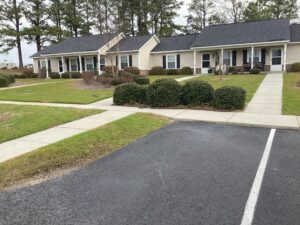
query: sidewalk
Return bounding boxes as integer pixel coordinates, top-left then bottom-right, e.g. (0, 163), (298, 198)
(245, 73), (283, 115)
(0, 111), (134, 163)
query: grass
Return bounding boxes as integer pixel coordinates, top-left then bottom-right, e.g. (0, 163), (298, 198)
(148, 75), (190, 83)
(185, 75), (265, 103)
(14, 78), (60, 85)
(0, 113), (170, 190)
(0, 104), (103, 143)
(283, 73), (300, 115)
(0, 80), (113, 104)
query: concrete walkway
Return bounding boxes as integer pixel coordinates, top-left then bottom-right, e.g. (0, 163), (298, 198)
(0, 111), (133, 163)
(245, 73), (283, 115)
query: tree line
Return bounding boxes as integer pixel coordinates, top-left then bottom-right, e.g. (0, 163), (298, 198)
(0, 0), (298, 68)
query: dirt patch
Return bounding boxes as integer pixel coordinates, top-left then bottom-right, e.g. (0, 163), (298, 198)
(73, 80), (114, 90)
(296, 82), (300, 88)
(0, 113), (14, 122)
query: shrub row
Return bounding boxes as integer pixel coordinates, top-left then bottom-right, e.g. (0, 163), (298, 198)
(113, 79), (246, 110)
(149, 66), (193, 75)
(290, 62), (300, 72)
(0, 74), (16, 87)
(50, 72), (82, 79)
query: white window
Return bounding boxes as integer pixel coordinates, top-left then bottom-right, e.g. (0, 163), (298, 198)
(247, 48), (261, 64)
(100, 56), (106, 71)
(40, 60), (46, 69)
(85, 57), (94, 71)
(120, 55), (129, 69)
(223, 50), (232, 66)
(167, 54), (176, 69)
(272, 49), (282, 65)
(70, 58), (78, 72)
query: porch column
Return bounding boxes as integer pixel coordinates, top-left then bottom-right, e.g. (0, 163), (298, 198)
(79, 55), (83, 73)
(193, 50), (196, 74)
(98, 54), (101, 75)
(251, 46), (254, 69)
(45, 58), (49, 78)
(221, 48), (224, 71)
(283, 44), (287, 71)
(61, 56), (65, 73)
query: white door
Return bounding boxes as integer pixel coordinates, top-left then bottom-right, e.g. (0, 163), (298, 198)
(202, 53), (210, 74)
(271, 48), (283, 72)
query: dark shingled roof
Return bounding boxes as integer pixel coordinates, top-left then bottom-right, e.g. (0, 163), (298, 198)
(110, 35), (155, 52)
(151, 34), (199, 52)
(192, 19), (291, 48)
(31, 33), (118, 58)
(290, 24), (300, 42)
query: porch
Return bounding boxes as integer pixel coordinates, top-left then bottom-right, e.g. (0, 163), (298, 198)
(193, 43), (288, 74)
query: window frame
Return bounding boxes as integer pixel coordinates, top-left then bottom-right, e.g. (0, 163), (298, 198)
(100, 56), (106, 71)
(69, 58), (78, 72)
(119, 55), (129, 69)
(166, 54), (177, 69)
(59, 60), (63, 72)
(202, 53), (210, 68)
(85, 57), (94, 71)
(40, 60), (46, 69)
(271, 48), (282, 65)
(223, 50), (232, 67)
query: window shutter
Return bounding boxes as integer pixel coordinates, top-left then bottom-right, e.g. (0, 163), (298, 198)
(232, 51), (237, 66)
(77, 58), (80, 71)
(59, 60), (63, 72)
(93, 57), (97, 71)
(163, 55), (166, 69)
(177, 54), (180, 69)
(48, 60), (51, 72)
(243, 50), (247, 64)
(116, 56), (118, 67)
(129, 55), (133, 67)
(66, 59), (69, 72)
(261, 49), (266, 64)
(81, 58), (85, 71)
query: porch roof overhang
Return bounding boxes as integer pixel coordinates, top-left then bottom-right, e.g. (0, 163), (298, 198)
(191, 40), (290, 51)
(36, 51), (101, 58)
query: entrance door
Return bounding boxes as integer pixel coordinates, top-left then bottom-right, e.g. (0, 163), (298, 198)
(271, 48), (282, 72)
(202, 53), (210, 74)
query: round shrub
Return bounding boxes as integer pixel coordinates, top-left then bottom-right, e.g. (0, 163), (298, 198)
(166, 69), (178, 75)
(113, 83), (140, 105)
(0, 77), (9, 87)
(181, 66), (193, 75)
(181, 80), (214, 105)
(149, 66), (165, 75)
(101, 72), (113, 78)
(22, 70), (34, 78)
(134, 77), (150, 85)
(249, 68), (260, 74)
(147, 79), (181, 107)
(61, 72), (70, 79)
(0, 74), (15, 83)
(212, 86), (246, 110)
(70, 72), (81, 79)
(50, 72), (60, 79)
(136, 85), (148, 104)
(290, 62), (300, 72)
(111, 78), (123, 86)
(124, 67), (140, 75)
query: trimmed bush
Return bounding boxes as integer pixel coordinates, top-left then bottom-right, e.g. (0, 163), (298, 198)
(0, 74), (15, 83)
(70, 72), (81, 79)
(134, 77), (150, 85)
(50, 72), (60, 79)
(212, 86), (246, 110)
(147, 79), (181, 107)
(249, 68), (260, 74)
(181, 80), (214, 105)
(97, 76), (113, 86)
(124, 67), (140, 75)
(61, 72), (70, 79)
(166, 69), (178, 75)
(149, 66), (165, 75)
(136, 85), (148, 104)
(181, 66), (193, 75)
(82, 72), (95, 84)
(290, 62), (300, 72)
(0, 77), (9, 87)
(103, 66), (117, 74)
(113, 83), (140, 105)
(22, 70), (35, 78)
(111, 78), (123, 86)
(101, 72), (113, 78)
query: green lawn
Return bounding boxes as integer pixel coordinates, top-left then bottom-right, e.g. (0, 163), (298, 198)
(148, 75), (190, 83)
(0, 104), (102, 143)
(185, 75), (265, 103)
(0, 80), (113, 104)
(0, 113), (170, 190)
(14, 78), (60, 85)
(283, 73), (300, 115)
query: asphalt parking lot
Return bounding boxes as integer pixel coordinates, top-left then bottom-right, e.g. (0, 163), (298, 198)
(0, 122), (299, 225)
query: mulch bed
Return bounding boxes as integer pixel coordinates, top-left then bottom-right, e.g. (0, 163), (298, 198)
(73, 80), (114, 90)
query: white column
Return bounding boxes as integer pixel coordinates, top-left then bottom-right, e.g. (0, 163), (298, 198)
(45, 58), (49, 78)
(98, 54), (101, 75)
(79, 55), (82, 73)
(283, 44), (287, 71)
(221, 48), (224, 71)
(193, 50), (196, 74)
(251, 46), (254, 69)
(61, 56), (65, 73)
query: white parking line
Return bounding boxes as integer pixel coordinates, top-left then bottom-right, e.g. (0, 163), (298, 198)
(240, 129), (276, 225)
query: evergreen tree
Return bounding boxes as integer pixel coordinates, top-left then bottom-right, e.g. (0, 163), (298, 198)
(0, 0), (24, 68)
(48, 0), (66, 42)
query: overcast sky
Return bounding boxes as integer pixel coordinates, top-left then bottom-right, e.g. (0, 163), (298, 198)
(0, 0), (298, 65)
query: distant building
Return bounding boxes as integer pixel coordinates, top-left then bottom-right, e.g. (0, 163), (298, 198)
(0, 62), (17, 69)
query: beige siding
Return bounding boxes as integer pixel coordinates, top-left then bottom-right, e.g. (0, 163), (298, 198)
(151, 51), (196, 68)
(99, 33), (125, 55)
(287, 44), (300, 64)
(49, 58), (60, 73)
(106, 53), (139, 68)
(33, 59), (39, 73)
(139, 37), (159, 70)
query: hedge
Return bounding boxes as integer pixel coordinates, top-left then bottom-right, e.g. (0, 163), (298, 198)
(181, 80), (214, 105)
(181, 67), (193, 75)
(134, 77), (150, 85)
(0, 77), (9, 87)
(0, 74), (15, 84)
(212, 86), (246, 110)
(147, 79), (181, 107)
(70, 72), (81, 79)
(61, 72), (70, 79)
(290, 62), (300, 72)
(124, 67), (140, 75)
(149, 66), (165, 75)
(113, 83), (141, 105)
(249, 68), (260, 74)
(50, 72), (60, 79)
(166, 69), (178, 75)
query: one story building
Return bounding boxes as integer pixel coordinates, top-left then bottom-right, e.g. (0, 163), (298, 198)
(32, 18), (300, 77)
